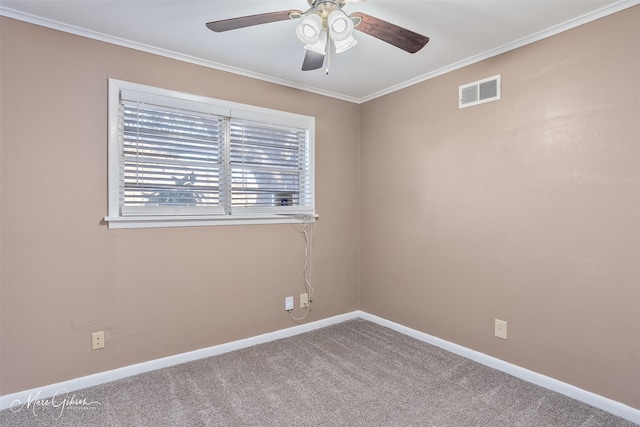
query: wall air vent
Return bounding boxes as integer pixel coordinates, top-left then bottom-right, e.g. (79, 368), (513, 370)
(459, 75), (501, 109)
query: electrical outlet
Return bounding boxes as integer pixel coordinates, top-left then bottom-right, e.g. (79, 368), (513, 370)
(300, 293), (309, 308)
(92, 331), (105, 350)
(285, 296), (294, 311)
(494, 319), (508, 340)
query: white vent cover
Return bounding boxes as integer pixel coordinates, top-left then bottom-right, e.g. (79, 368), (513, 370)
(459, 75), (501, 108)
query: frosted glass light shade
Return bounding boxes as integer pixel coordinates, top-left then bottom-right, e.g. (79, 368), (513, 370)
(327, 10), (354, 42)
(303, 30), (328, 54)
(334, 35), (357, 53)
(296, 14), (323, 45)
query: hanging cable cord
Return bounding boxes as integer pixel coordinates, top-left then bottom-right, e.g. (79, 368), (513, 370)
(289, 215), (316, 321)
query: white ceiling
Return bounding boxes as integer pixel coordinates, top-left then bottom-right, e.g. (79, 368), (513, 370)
(1, 0), (637, 103)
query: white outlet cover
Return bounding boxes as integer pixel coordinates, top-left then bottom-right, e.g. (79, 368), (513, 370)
(285, 296), (294, 311)
(92, 331), (105, 350)
(495, 319), (508, 340)
(300, 293), (309, 308)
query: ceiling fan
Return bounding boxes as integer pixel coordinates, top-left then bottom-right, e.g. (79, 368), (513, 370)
(206, 0), (429, 73)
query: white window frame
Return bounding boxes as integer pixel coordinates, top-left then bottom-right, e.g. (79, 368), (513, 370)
(105, 79), (316, 229)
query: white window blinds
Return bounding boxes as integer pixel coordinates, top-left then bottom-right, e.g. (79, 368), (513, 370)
(229, 119), (311, 213)
(108, 79), (315, 227)
(119, 98), (225, 216)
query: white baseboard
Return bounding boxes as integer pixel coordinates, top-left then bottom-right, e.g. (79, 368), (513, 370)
(356, 311), (640, 425)
(0, 311), (359, 412)
(2, 310), (638, 425)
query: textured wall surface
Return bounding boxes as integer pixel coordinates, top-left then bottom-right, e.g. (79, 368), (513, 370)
(360, 7), (639, 408)
(0, 17), (360, 395)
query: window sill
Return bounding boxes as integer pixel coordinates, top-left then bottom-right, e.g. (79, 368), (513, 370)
(103, 214), (318, 229)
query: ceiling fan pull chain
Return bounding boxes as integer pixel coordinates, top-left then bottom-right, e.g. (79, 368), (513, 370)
(325, 39), (331, 75)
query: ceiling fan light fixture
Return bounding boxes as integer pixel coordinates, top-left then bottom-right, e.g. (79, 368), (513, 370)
(327, 10), (354, 42)
(296, 13), (323, 45)
(303, 30), (328, 54)
(205, 1), (431, 72)
(333, 34), (357, 53)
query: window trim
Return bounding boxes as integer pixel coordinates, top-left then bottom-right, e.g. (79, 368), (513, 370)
(105, 79), (316, 229)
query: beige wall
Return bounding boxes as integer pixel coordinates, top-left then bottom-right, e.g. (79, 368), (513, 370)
(1, 4), (639, 412)
(360, 7), (639, 409)
(0, 17), (360, 395)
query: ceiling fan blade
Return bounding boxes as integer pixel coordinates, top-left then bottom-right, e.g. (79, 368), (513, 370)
(206, 10), (302, 32)
(349, 12), (429, 54)
(302, 50), (325, 71)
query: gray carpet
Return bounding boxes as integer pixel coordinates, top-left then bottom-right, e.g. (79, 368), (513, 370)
(1, 319), (636, 426)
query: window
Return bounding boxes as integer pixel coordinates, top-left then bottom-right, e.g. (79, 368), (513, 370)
(105, 79), (315, 229)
